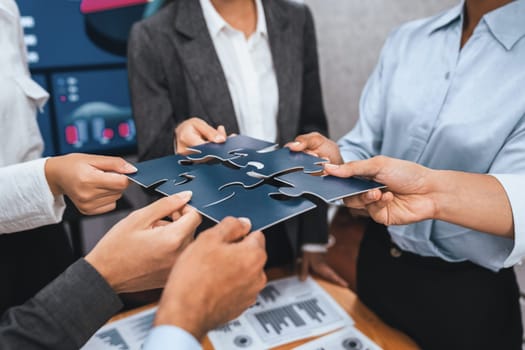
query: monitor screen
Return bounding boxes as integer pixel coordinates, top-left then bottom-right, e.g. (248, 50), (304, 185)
(17, 0), (125, 70)
(51, 68), (136, 155)
(31, 74), (56, 157)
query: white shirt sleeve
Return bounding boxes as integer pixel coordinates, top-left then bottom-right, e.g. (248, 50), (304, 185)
(0, 158), (65, 234)
(143, 326), (202, 350)
(491, 174), (525, 267)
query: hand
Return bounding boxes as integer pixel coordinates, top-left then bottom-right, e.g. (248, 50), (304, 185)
(45, 153), (137, 215)
(299, 251), (348, 288)
(287, 132), (344, 165)
(324, 156), (437, 226)
(85, 192), (202, 293)
(174, 117), (227, 154)
(154, 217), (267, 341)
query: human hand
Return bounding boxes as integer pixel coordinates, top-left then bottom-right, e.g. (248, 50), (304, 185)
(85, 192), (201, 293)
(174, 117), (227, 154)
(154, 217), (267, 341)
(299, 251), (348, 288)
(287, 132), (343, 165)
(45, 153), (137, 215)
(324, 156), (437, 226)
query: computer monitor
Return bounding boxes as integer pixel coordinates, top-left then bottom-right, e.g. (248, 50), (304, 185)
(51, 68), (136, 155)
(31, 74), (56, 157)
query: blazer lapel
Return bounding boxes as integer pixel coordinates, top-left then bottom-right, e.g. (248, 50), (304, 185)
(172, 0), (239, 133)
(264, 0), (302, 144)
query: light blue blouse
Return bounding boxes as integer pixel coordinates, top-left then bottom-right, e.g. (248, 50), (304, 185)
(338, 0), (525, 271)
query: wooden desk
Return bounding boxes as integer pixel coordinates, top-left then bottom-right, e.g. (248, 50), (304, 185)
(111, 269), (419, 350)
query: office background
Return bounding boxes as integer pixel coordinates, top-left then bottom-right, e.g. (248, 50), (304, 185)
(18, 0), (525, 345)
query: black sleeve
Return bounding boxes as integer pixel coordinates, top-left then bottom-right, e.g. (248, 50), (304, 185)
(127, 23), (177, 161)
(0, 259), (123, 350)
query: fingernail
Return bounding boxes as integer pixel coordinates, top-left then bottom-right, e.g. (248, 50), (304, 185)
(324, 164), (339, 169)
(214, 135), (226, 142)
(177, 191), (193, 200)
(293, 141), (301, 145)
(239, 217), (251, 227)
(124, 163), (138, 172)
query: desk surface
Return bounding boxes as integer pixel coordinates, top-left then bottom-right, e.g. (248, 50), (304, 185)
(111, 269), (419, 350)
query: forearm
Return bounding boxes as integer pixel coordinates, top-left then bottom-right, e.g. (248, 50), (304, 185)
(431, 170), (514, 238)
(0, 259), (123, 349)
(0, 158), (65, 234)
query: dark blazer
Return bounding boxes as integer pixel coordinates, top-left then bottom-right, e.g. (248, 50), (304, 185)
(128, 0), (328, 251)
(0, 259), (122, 350)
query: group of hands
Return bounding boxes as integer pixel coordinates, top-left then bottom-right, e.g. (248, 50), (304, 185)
(44, 117), (436, 340)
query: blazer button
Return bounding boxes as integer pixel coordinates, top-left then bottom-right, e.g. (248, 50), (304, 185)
(390, 247), (402, 258)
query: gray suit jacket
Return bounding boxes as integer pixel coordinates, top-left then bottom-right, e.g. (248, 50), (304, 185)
(128, 0), (328, 249)
(0, 259), (122, 350)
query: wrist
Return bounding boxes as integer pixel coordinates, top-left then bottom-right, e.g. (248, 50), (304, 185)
(44, 156), (63, 197)
(155, 303), (207, 341)
(427, 169), (451, 222)
(84, 252), (121, 293)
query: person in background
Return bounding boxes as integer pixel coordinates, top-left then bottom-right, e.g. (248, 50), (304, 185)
(128, 0), (343, 285)
(0, 158), (267, 350)
(289, 0), (525, 348)
(0, 0), (138, 313)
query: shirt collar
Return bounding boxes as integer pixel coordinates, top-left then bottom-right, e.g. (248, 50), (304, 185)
(199, 0), (267, 38)
(427, 1), (464, 35)
(484, 0), (525, 50)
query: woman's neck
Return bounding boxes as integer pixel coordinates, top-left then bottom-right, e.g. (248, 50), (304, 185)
(461, 0), (514, 47)
(210, 0), (257, 38)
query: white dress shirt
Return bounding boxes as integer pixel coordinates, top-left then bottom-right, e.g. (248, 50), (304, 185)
(199, 0), (278, 142)
(492, 174), (525, 267)
(143, 325), (201, 350)
(0, 0), (66, 232)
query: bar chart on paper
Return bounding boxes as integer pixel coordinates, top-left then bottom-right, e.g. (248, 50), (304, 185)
(208, 277), (354, 349)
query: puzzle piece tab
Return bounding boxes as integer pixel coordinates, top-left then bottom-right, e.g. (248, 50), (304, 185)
(276, 171), (386, 202)
(187, 135), (276, 161)
(230, 148), (327, 178)
(128, 154), (195, 188)
(155, 163), (263, 210)
(200, 183), (317, 231)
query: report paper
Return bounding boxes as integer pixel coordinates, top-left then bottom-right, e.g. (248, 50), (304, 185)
(293, 326), (382, 350)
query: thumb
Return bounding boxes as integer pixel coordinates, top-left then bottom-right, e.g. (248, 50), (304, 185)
(128, 192), (193, 228)
(89, 155), (137, 174)
(241, 230), (266, 249)
(324, 158), (381, 179)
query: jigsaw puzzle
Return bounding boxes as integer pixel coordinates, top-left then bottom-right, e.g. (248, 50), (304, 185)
(128, 135), (385, 231)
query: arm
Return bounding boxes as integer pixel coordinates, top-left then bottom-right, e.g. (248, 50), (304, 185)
(324, 156), (515, 237)
(128, 23), (177, 160)
(0, 194), (202, 349)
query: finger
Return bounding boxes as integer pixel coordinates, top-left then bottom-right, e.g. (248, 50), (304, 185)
(128, 191), (193, 228)
(152, 220), (172, 228)
(217, 125), (227, 139)
(315, 264), (349, 288)
(342, 189), (382, 208)
(93, 172), (130, 192)
(79, 202), (116, 216)
(168, 207), (202, 235)
(88, 155), (137, 174)
(299, 257), (309, 281)
(241, 230), (265, 250)
(324, 158), (382, 179)
(193, 119), (226, 143)
(212, 217), (251, 242)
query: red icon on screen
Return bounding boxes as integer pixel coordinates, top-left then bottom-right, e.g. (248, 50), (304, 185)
(118, 122), (130, 138)
(102, 128), (114, 140)
(65, 125), (79, 145)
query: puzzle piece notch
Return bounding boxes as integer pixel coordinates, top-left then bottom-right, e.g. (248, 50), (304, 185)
(275, 171), (386, 203)
(127, 154), (196, 188)
(155, 162), (264, 210)
(200, 183), (317, 232)
(186, 134), (277, 161)
(230, 148), (328, 178)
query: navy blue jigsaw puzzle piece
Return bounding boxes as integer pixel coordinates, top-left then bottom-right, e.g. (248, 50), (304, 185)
(200, 183), (317, 231)
(154, 163), (264, 210)
(276, 171), (386, 202)
(127, 154), (195, 188)
(230, 148), (327, 178)
(186, 135), (276, 161)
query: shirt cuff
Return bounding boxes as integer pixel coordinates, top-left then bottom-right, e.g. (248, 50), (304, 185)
(491, 174), (525, 267)
(302, 235), (336, 253)
(143, 326), (202, 350)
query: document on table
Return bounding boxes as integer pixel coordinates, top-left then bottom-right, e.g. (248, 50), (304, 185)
(207, 276), (354, 349)
(293, 327), (383, 350)
(81, 307), (156, 350)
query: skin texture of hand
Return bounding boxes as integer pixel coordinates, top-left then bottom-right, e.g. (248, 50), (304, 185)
(324, 156), (514, 238)
(174, 117), (227, 155)
(85, 192), (202, 293)
(44, 153), (137, 215)
(299, 252), (348, 288)
(287, 132), (344, 165)
(324, 156), (436, 226)
(154, 217), (267, 341)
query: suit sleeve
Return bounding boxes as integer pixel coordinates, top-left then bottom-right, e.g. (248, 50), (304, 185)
(128, 23), (177, 161)
(297, 6), (329, 246)
(0, 259), (123, 350)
